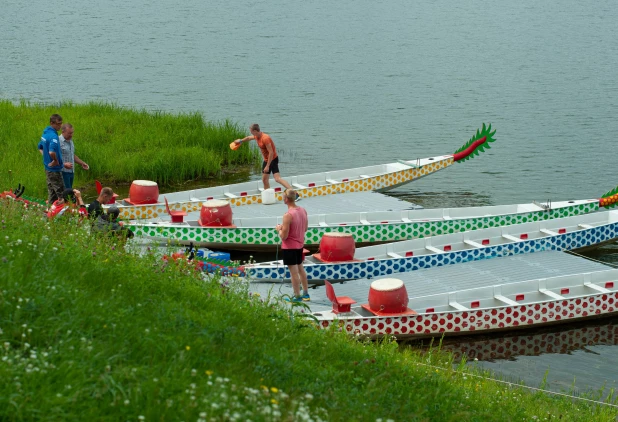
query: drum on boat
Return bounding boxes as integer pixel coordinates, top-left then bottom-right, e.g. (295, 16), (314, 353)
(368, 278), (409, 314)
(128, 180), (159, 205)
(319, 232), (355, 262)
(199, 200), (233, 227)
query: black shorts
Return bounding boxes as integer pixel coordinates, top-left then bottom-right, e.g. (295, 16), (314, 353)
(282, 248), (303, 266)
(262, 156), (280, 174)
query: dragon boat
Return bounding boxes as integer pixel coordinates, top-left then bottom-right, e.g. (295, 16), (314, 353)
(109, 124), (497, 220)
(314, 268), (618, 339)
(240, 209), (618, 281)
(127, 185), (618, 251)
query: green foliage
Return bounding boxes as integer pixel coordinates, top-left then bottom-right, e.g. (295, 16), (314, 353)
(602, 185), (618, 198)
(454, 123), (497, 162)
(0, 100), (260, 198)
(2, 200), (618, 420)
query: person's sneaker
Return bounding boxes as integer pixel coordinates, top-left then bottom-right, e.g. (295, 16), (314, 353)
(285, 296), (303, 303)
(301, 293), (311, 301)
(295, 192), (301, 202)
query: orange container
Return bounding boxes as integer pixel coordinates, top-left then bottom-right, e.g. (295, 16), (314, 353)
(198, 200), (233, 227)
(230, 141), (241, 151)
(128, 180), (159, 204)
(319, 232), (355, 262)
(368, 278), (409, 314)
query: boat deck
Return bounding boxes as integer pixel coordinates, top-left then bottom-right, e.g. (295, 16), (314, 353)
(177, 190), (421, 220)
(247, 251), (613, 313)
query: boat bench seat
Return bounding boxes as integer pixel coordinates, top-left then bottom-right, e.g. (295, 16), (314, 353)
(292, 183), (306, 189)
(502, 234), (523, 242)
(578, 223), (594, 229)
(387, 252), (403, 258)
(425, 246), (444, 254)
(539, 288), (564, 300)
(540, 228), (558, 236)
(224, 192), (237, 199)
(464, 239), (484, 248)
(359, 174), (370, 178)
(448, 299), (469, 311)
(494, 294), (519, 306)
(584, 282), (610, 293)
(326, 179), (338, 184)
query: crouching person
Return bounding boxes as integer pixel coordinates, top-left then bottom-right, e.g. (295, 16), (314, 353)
(92, 205), (134, 241)
(47, 188), (88, 223)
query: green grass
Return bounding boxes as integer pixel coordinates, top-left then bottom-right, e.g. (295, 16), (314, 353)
(2, 202), (618, 421)
(0, 100), (259, 198)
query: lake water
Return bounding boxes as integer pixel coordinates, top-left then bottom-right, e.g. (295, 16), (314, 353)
(3, 0), (618, 398)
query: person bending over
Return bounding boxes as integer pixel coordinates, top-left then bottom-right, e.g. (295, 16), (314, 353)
(234, 124), (297, 196)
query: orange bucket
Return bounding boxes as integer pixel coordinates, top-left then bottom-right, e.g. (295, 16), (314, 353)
(230, 141), (241, 151)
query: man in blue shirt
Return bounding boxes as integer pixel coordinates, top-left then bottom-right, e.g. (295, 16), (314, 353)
(37, 114), (65, 203)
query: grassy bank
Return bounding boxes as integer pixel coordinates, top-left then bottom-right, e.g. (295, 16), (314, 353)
(0, 100), (259, 198)
(1, 202), (618, 420)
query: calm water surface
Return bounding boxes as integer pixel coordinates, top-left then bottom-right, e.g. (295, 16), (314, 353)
(3, 0), (618, 397)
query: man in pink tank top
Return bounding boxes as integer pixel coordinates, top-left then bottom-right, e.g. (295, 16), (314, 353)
(276, 189), (310, 302)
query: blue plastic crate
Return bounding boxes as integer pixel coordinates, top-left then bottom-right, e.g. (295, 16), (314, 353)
(207, 251), (231, 261)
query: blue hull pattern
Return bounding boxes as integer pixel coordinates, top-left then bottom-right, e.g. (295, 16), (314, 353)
(245, 222), (618, 281)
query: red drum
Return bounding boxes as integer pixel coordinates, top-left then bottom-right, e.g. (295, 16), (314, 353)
(368, 278), (409, 314)
(199, 200), (233, 227)
(128, 180), (159, 204)
(319, 232), (355, 262)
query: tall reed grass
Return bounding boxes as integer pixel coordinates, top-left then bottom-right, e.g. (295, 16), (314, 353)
(0, 100), (259, 198)
(1, 201), (617, 421)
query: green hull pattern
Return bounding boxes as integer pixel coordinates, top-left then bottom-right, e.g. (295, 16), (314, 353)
(128, 202), (599, 248)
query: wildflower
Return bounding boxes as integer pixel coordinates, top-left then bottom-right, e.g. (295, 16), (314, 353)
(124, 399), (130, 405)
(270, 387), (278, 393)
(271, 399), (278, 404)
(185, 345), (190, 351)
(205, 370), (214, 376)
(138, 417), (145, 421)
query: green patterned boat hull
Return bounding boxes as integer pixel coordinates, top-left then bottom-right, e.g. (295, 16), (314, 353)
(128, 202), (599, 251)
